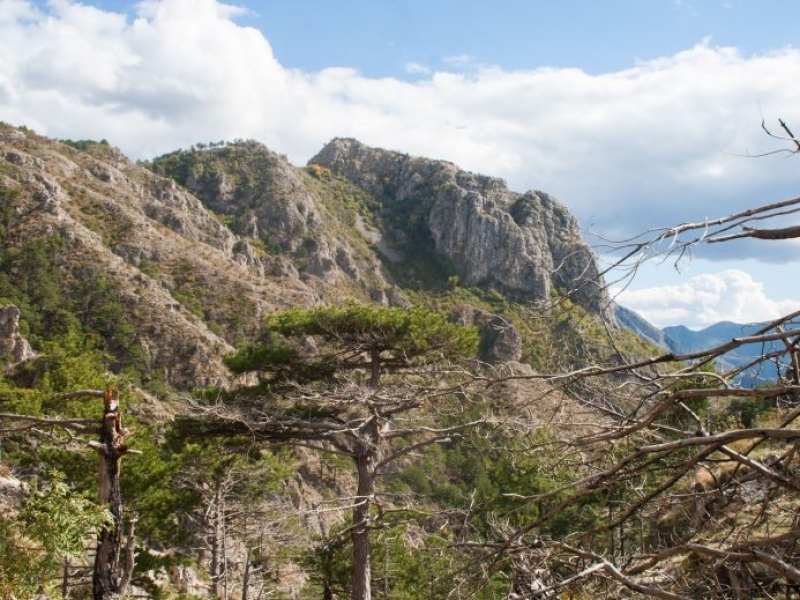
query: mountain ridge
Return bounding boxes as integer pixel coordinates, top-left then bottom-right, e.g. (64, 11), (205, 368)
(310, 137), (609, 316)
(615, 304), (783, 384)
(1, 124), (612, 389)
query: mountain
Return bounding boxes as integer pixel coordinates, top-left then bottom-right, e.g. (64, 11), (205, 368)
(613, 303), (668, 349)
(1, 125), (610, 389)
(309, 138), (609, 316)
(614, 304), (782, 385)
(663, 321), (782, 384)
(2, 124), (793, 599)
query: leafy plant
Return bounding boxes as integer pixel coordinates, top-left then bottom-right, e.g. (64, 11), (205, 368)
(0, 473), (111, 598)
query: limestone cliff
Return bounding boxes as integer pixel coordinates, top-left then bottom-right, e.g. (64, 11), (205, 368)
(311, 138), (608, 314)
(146, 141), (404, 305)
(0, 305), (35, 366)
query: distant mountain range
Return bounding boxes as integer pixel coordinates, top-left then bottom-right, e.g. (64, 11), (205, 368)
(615, 304), (784, 385)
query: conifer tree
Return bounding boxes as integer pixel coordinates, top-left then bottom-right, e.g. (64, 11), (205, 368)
(187, 304), (480, 600)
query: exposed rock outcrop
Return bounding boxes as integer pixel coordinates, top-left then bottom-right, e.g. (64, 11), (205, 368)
(451, 305), (523, 363)
(147, 142), (407, 305)
(0, 305), (35, 365)
(0, 128), (318, 388)
(311, 138), (608, 315)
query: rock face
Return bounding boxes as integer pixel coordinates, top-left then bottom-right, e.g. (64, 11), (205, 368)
(311, 138), (608, 314)
(147, 142), (404, 304)
(0, 305), (35, 365)
(451, 305), (523, 363)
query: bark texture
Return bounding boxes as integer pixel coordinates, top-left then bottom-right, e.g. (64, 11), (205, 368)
(91, 388), (134, 600)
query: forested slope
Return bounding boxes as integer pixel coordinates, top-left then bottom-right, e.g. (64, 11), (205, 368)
(2, 123), (796, 600)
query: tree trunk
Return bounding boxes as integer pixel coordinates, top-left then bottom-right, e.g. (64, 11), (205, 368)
(323, 581), (334, 600)
(119, 514), (137, 596)
(93, 457), (121, 599)
(352, 448), (375, 600)
(90, 388), (132, 600)
(369, 349), (381, 388)
(62, 557), (70, 598)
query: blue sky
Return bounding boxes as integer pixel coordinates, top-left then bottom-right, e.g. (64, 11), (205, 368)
(5, 0), (800, 328)
(49, 0), (759, 77)
(248, 1), (800, 78)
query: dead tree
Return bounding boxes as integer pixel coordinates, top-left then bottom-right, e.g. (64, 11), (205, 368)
(477, 118), (800, 598)
(64, 387), (139, 600)
(468, 333), (799, 597)
(0, 386), (139, 597)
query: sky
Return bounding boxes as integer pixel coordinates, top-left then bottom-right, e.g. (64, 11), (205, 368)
(2, 0), (800, 329)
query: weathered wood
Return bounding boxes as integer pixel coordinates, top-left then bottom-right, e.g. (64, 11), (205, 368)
(88, 387), (136, 600)
(119, 514), (137, 596)
(352, 450), (374, 600)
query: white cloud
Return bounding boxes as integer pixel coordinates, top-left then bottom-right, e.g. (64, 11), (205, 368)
(2, 0), (800, 267)
(405, 62), (431, 75)
(615, 269), (800, 329)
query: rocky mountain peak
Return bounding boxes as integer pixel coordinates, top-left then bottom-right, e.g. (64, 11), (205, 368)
(311, 139), (608, 315)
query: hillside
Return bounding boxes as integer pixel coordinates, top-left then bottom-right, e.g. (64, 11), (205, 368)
(2, 124), (794, 600)
(0, 123), (619, 597)
(614, 303), (668, 349)
(614, 302), (784, 385)
(0, 124), (614, 387)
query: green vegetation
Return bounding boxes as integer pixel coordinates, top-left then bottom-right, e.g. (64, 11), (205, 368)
(61, 138), (111, 151)
(1, 127), (795, 598)
(0, 185), (22, 240)
(0, 323), (298, 597)
(0, 474), (111, 599)
(400, 282), (638, 374)
(0, 218), (155, 379)
(144, 140), (277, 234)
(187, 304), (483, 600)
(226, 303), (478, 384)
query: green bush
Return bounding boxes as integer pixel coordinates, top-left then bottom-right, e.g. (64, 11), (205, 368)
(0, 473), (111, 598)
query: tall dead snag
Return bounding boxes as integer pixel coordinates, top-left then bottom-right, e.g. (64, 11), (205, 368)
(67, 387), (137, 600)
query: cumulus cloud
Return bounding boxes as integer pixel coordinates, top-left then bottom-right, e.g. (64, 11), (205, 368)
(1, 0), (800, 266)
(615, 269), (800, 329)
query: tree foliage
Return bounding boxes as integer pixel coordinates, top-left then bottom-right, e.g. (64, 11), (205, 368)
(0, 474), (111, 599)
(225, 303), (478, 383)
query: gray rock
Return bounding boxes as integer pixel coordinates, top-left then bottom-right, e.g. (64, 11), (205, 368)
(0, 305), (35, 365)
(311, 138), (608, 316)
(157, 142), (392, 293)
(451, 306), (523, 363)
